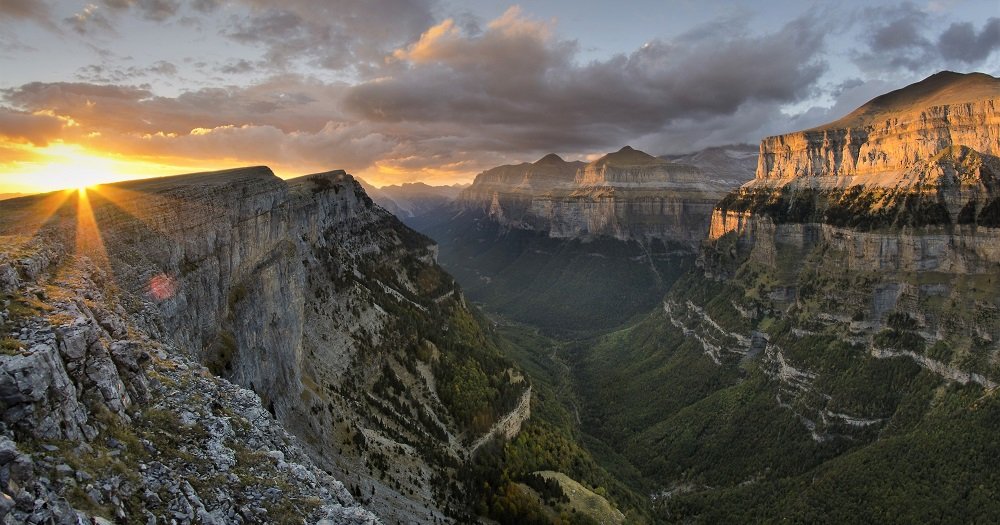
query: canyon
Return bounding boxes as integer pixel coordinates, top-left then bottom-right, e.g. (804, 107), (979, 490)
(403, 71), (1000, 523)
(566, 71), (1000, 522)
(0, 169), (527, 523)
(1, 70), (998, 524)
(415, 144), (757, 332)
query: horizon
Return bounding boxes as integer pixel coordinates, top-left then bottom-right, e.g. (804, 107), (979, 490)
(1, 1), (999, 193)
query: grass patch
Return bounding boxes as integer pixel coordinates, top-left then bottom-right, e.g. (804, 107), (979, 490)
(0, 337), (23, 355)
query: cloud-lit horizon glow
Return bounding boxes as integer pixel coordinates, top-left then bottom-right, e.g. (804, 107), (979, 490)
(0, 0), (998, 194)
(0, 141), (217, 193)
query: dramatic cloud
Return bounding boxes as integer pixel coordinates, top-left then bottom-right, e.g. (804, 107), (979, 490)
(345, 7), (827, 154)
(855, 4), (1000, 73)
(938, 18), (1000, 63)
(0, 6), (834, 183)
(0, 78), (396, 174)
(227, 0), (436, 73)
(3, 78), (344, 136)
(0, 1), (997, 188)
(0, 108), (65, 146)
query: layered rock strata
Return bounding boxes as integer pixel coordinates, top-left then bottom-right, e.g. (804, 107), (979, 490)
(0, 167), (527, 523)
(702, 70), (1000, 406)
(459, 146), (756, 246)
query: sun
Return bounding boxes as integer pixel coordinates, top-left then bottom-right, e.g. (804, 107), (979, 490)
(0, 142), (192, 194)
(33, 144), (124, 191)
(0, 143), (124, 193)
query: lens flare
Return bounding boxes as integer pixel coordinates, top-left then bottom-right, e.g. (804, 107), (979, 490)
(148, 274), (178, 301)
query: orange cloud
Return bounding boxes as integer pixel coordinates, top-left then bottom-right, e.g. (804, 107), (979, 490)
(0, 108), (65, 146)
(392, 19), (462, 63)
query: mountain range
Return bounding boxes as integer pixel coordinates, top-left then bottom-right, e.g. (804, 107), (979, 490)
(0, 70), (998, 524)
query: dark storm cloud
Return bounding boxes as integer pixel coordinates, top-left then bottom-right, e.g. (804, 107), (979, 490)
(225, 0), (436, 72)
(938, 18), (1000, 63)
(3, 6), (835, 182)
(853, 3), (932, 72)
(3, 1), (995, 186)
(343, 8), (827, 154)
(632, 75), (901, 155)
(854, 4), (1000, 73)
(870, 5), (928, 50)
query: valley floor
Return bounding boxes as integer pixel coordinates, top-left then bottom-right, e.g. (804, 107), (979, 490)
(452, 266), (1000, 524)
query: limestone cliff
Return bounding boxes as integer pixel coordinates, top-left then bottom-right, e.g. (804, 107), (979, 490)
(568, 73), (1000, 523)
(456, 153), (584, 225)
(697, 71), (1000, 437)
(710, 71), (1000, 249)
(0, 168), (527, 523)
(458, 146), (756, 247)
(752, 71), (999, 189)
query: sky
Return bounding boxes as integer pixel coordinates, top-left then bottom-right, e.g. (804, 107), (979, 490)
(0, 0), (998, 193)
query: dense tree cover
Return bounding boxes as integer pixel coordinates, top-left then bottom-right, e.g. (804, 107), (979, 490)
(343, 242), (526, 437)
(402, 185), (1000, 523)
(462, 419), (653, 524)
(428, 305), (527, 434)
(457, 325), (655, 524)
(562, 259), (1000, 523)
(716, 186), (956, 229)
(418, 209), (694, 335)
(523, 472), (570, 505)
(663, 382), (1000, 523)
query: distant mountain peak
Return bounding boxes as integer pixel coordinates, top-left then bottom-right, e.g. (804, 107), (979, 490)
(814, 70), (999, 130)
(535, 153), (566, 165)
(595, 145), (661, 166)
(751, 70), (999, 189)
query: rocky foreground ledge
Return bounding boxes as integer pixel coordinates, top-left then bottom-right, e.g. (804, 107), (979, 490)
(0, 171), (382, 523)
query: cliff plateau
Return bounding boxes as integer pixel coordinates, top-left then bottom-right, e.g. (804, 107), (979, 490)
(459, 146), (755, 246)
(0, 167), (528, 523)
(568, 71), (1000, 522)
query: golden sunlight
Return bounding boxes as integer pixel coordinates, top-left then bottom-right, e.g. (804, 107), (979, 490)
(73, 184), (110, 269)
(0, 141), (224, 194)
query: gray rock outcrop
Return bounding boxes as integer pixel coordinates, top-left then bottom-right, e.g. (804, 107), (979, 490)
(0, 166), (528, 523)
